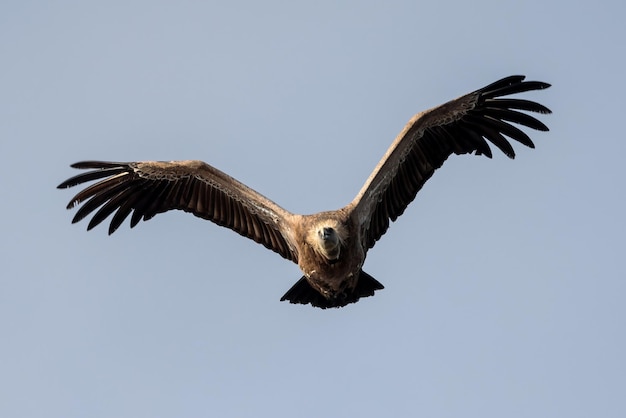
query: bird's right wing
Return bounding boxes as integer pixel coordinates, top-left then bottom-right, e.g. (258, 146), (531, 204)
(58, 160), (300, 263)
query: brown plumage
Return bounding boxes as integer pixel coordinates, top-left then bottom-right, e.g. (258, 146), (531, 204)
(58, 75), (551, 309)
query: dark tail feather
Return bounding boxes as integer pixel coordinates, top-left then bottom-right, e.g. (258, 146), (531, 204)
(280, 270), (384, 309)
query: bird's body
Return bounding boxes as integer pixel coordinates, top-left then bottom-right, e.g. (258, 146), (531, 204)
(58, 75), (551, 308)
(289, 210), (369, 304)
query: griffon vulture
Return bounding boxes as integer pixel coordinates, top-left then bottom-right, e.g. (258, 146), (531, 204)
(58, 75), (551, 309)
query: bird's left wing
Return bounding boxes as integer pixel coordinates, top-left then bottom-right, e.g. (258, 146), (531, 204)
(349, 75), (551, 249)
(58, 160), (299, 262)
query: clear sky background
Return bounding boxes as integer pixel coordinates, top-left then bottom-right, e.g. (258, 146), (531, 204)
(2, 1), (624, 417)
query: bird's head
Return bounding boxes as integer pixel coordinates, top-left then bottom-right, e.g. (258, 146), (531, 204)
(311, 220), (347, 261)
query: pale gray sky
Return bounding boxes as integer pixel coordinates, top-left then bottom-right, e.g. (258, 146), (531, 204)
(2, 1), (624, 417)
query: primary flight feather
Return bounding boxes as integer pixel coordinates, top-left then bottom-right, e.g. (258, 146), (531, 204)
(58, 75), (551, 308)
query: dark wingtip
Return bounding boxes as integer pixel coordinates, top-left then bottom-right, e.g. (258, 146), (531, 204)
(535, 81), (551, 90)
(480, 75), (551, 100)
(70, 161), (128, 169)
(58, 161), (130, 189)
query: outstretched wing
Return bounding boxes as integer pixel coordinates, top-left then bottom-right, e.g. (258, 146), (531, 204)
(58, 160), (299, 262)
(351, 75), (551, 249)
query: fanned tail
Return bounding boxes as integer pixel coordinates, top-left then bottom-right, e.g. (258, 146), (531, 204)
(280, 270), (384, 309)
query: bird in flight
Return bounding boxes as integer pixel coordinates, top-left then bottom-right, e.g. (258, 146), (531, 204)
(58, 75), (551, 309)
